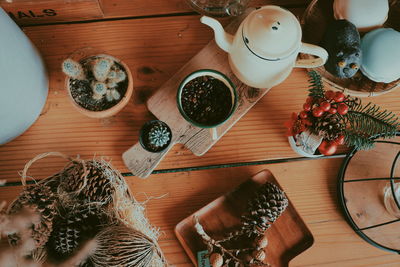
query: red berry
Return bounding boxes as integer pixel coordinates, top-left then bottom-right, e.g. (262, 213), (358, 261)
(306, 96), (314, 103)
(337, 103), (349, 115)
(320, 101), (331, 112)
(334, 135), (345, 145)
(299, 111), (308, 119)
(312, 107), (324, 117)
(303, 103), (312, 112)
(318, 141), (338, 156)
(328, 108), (337, 114)
(325, 90), (335, 100)
(334, 92), (345, 102)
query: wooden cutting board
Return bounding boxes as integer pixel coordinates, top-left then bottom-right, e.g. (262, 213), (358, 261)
(174, 169), (314, 267)
(123, 10), (272, 178)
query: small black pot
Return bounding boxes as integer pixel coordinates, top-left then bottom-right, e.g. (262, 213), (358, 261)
(139, 120), (172, 153)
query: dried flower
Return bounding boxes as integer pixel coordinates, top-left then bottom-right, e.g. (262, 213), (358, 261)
(284, 112), (311, 137)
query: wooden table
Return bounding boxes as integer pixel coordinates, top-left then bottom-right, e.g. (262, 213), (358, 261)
(1, 0), (400, 266)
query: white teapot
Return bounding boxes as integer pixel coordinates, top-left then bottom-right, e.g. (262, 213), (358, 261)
(201, 5), (328, 89)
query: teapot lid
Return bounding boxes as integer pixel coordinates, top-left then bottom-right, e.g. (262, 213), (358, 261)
(242, 6), (302, 61)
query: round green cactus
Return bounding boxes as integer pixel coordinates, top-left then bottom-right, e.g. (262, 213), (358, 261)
(148, 124), (171, 148)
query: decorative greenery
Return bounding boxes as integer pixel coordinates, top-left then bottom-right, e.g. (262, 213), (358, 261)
(342, 102), (399, 150)
(286, 71), (399, 153)
(307, 70), (324, 99)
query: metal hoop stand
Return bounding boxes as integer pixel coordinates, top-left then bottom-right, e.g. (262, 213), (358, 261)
(338, 134), (400, 254)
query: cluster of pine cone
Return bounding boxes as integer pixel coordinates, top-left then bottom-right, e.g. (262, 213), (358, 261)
(7, 160), (115, 266)
(204, 182), (289, 267)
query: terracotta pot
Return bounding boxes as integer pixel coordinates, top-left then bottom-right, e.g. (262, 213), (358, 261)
(288, 136), (322, 158)
(65, 54), (133, 119)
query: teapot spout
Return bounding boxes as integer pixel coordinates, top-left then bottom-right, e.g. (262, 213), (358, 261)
(200, 16), (233, 53)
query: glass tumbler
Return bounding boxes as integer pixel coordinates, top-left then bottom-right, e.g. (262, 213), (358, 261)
(383, 182), (400, 218)
(187, 0), (251, 17)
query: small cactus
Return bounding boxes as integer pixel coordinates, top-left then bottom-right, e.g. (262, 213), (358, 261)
(105, 89), (121, 102)
(107, 69), (117, 80)
(62, 59), (85, 80)
(110, 89), (121, 101)
(92, 58), (113, 82)
(91, 81), (107, 100)
(107, 81), (118, 89)
(114, 68), (127, 83)
(148, 124), (171, 148)
(62, 55), (128, 107)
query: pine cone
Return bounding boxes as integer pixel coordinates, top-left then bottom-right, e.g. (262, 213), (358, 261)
(60, 161), (114, 204)
(313, 114), (344, 141)
(47, 204), (109, 259)
(8, 184), (57, 248)
(241, 182), (288, 236)
(80, 260), (94, 267)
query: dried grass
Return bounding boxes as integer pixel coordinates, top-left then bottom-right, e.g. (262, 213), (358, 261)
(2, 153), (168, 267)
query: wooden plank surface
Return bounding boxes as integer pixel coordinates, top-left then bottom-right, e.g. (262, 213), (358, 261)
(1, 14), (400, 182)
(1, 158), (399, 266)
(99, 0), (311, 19)
(0, 0), (103, 26)
(0, 0), (311, 26)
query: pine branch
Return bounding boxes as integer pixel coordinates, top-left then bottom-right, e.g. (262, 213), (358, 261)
(340, 102), (399, 150)
(307, 70), (324, 98)
(343, 129), (375, 150)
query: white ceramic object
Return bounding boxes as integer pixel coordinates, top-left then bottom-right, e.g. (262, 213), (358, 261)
(333, 0), (389, 32)
(0, 7), (48, 144)
(288, 136), (322, 158)
(361, 28), (400, 83)
(201, 5), (328, 89)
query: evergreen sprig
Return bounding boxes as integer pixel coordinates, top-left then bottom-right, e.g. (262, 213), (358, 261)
(343, 130), (375, 150)
(304, 70), (399, 150)
(340, 102), (399, 150)
(307, 70), (324, 98)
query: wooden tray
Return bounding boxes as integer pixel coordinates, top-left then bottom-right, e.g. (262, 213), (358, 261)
(301, 0), (400, 97)
(175, 170), (314, 267)
(122, 10), (272, 178)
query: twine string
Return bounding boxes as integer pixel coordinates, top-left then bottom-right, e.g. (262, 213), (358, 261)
(21, 152), (73, 186)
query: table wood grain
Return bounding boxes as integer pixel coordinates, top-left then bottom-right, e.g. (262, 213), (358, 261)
(0, 0), (310, 25)
(1, 13), (399, 182)
(1, 159), (399, 266)
(1, 2), (400, 266)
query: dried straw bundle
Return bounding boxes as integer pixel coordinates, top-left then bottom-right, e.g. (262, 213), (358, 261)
(90, 225), (158, 267)
(4, 152), (167, 267)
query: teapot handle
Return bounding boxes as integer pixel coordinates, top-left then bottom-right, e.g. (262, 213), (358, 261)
(295, 43), (328, 68)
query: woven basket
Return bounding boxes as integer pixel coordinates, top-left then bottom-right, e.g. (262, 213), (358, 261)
(301, 0), (400, 97)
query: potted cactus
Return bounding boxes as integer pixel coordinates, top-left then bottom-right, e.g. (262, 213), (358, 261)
(139, 120), (172, 153)
(62, 53), (133, 118)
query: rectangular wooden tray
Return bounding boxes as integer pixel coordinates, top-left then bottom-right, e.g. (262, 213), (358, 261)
(175, 170), (314, 267)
